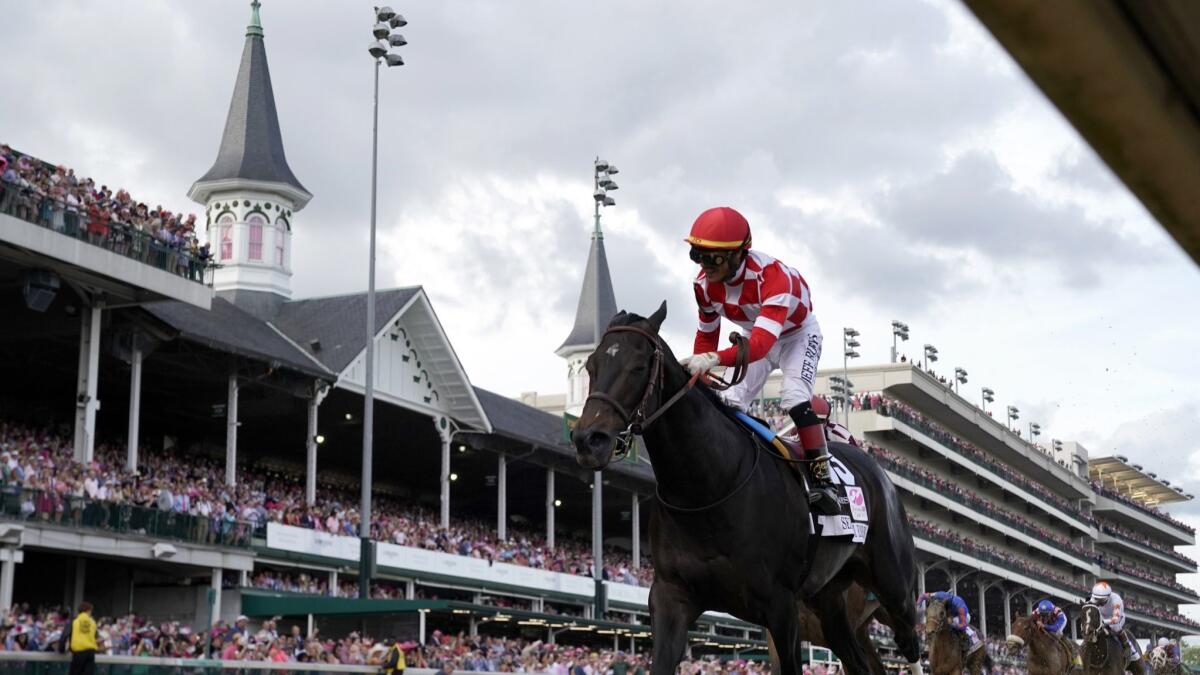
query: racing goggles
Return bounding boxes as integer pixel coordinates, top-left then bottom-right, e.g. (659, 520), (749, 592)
(689, 248), (731, 267)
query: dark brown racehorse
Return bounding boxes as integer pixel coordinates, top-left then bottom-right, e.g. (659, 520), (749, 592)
(571, 306), (922, 675)
(792, 585), (911, 675)
(1080, 604), (1145, 675)
(924, 599), (990, 675)
(1007, 614), (1079, 675)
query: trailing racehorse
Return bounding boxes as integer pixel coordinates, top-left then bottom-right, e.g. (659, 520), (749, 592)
(788, 585), (914, 675)
(923, 598), (990, 675)
(1007, 614), (1079, 675)
(570, 305), (921, 675)
(1080, 604), (1145, 675)
(1149, 646), (1183, 675)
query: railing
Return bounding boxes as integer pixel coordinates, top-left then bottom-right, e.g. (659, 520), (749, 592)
(0, 177), (215, 285)
(1092, 484), (1195, 535)
(909, 519), (1087, 596)
(868, 397), (1095, 527)
(1098, 522), (1197, 568)
(873, 450), (1096, 565)
(0, 486), (253, 549)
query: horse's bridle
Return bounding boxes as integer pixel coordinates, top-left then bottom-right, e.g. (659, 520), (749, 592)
(584, 326), (701, 458)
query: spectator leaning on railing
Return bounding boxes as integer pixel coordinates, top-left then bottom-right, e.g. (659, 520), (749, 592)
(0, 143), (212, 282)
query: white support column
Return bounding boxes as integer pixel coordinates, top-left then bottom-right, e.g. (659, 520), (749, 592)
(0, 548), (21, 611)
(73, 557), (86, 609)
(405, 580), (415, 600)
(418, 610), (427, 645)
(329, 570), (338, 596)
(211, 568), (222, 626)
(977, 580), (988, 639)
(1003, 591), (1012, 636)
(546, 469), (556, 550)
(306, 394), (320, 505)
(917, 563), (927, 596)
(438, 421), (451, 530)
(307, 614), (314, 639)
(497, 453), (508, 541)
(631, 493), (641, 569)
(225, 374), (238, 486)
(1071, 611), (1078, 640)
(126, 343), (142, 473)
(592, 471), (603, 578)
(73, 304), (103, 464)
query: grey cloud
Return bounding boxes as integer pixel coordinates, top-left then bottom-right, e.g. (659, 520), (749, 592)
(1091, 404), (1200, 515)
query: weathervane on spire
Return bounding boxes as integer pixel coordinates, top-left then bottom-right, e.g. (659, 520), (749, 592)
(592, 158), (620, 240)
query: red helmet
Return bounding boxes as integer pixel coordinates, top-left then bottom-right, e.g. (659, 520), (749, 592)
(684, 207), (752, 250)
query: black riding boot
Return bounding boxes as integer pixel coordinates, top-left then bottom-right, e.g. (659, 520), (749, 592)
(788, 402), (840, 516)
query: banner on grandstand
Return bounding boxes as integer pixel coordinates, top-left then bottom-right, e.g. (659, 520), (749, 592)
(266, 523), (360, 561)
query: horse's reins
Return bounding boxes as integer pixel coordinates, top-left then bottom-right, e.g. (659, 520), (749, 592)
(584, 325), (759, 513)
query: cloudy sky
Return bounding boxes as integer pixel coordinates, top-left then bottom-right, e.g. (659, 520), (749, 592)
(5, 0), (1200, 600)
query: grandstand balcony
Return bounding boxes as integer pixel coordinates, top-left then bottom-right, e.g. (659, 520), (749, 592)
(910, 529), (1085, 599)
(890, 470), (1096, 574)
(1101, 563), (1200, 604)
(1126, 608), (1200, 636)
(0, 193), (213, 310)
(1092, 492), (1195, 546)
(829, 364), (1093, 498)
(860, 412), (1094, 536)
(1096, 529), (1197, 574)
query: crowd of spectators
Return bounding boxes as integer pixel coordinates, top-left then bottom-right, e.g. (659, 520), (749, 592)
(0, 420), (653, 588)
(1097, 521), (1196, 566)
(868, 446), (1096, 564)
(1097, 555), (1198, 596)
(1092, 482), (1195, 534)
(859, 395), (1095, 527)
(0, 144), (211, 281)
(1124, 600), (1200, 630)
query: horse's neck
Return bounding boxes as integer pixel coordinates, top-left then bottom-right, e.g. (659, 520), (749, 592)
(641, 370), (755, 503)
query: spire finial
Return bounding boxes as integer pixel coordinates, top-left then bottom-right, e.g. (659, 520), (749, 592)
(247, 0), (264, 38)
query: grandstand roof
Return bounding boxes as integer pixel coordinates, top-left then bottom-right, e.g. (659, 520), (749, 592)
(189, 1), (310, 207)
(144, 297), (333, 379)
(473, 386), (656, 485)
(557, 231), (618, 356)
(273, 287), (421, 374)
(1091, 455), (1192, 505)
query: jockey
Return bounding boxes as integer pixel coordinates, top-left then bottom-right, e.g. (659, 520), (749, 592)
(1033, 599), (1068, 635)
(920, 591), (982, 653)
(679, 206), (838, 514)
(1091, 582), (1142, 664)
(1157, 637), (1180, 664)
(1034, 599), (1082, 667)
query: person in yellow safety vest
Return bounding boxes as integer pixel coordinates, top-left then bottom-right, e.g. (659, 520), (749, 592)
(58, 601), (98, 675)
(382, 637), (406, 675)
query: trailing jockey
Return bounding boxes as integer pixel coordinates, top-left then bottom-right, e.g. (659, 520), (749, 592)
(1033, 599), (1083, 669)
(1090, 582), (1143, 666)
(679, 206), (838, 514)
(921, 590), (983, 658)
(1157, 637), (1181, 668)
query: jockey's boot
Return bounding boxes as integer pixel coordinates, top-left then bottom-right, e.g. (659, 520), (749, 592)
(789, 402), (840, 516)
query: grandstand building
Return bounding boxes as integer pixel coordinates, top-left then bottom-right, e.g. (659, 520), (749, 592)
(724, 364), (1199, 644)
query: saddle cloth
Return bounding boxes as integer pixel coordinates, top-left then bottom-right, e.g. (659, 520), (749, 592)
(733, 411), (870, 542)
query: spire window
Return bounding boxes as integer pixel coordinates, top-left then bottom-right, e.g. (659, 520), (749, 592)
(275, 218), (286, 265)
(218, 215), (234, 260)
(248, 214), (266, 260)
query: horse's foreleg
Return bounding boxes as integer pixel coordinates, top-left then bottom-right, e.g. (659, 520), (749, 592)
(766, 597), (804, 675)
(853, 617), (889, 675)
(809, 587), (874, 675)
(648, 582), (697, 675)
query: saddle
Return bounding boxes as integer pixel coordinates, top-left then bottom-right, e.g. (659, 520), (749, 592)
(732, 411), (869, 542)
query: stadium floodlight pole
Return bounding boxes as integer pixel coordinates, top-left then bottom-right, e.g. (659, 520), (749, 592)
(1029, 422), (1041, 445)
(842, 328), (860, 426)
(953, 367), (968, 394)
(360, 5), (407, 600)
(594, 158), (619, 236)
(1006, 405), (1020, 432)
(890, 320), (909, 364)
(981, 387), (994, 414)
(922, 343), (938, 371)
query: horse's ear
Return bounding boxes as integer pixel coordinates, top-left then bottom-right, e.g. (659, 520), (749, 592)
(647, 301), (667, 332)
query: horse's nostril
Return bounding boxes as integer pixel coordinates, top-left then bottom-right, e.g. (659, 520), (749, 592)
(586, 430), (613, 454)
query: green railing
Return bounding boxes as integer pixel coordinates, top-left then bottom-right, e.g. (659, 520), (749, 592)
(0, 177), (215, 285)
(0, 486), (253, 549)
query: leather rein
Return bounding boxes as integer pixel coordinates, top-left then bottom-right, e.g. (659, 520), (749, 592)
(583, 325), (758, 513)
